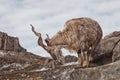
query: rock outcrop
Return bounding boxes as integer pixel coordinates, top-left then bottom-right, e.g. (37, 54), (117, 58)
(112, 40), (120, 62)
(92, 31), (120, 65)
(103, 31), (120, 40)
(65, 55), (78, 63)
(0, 32), (26, 52)
(0, 31), (120, 80)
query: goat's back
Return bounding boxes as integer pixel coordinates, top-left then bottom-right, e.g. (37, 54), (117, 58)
(64, 17), (103, 51)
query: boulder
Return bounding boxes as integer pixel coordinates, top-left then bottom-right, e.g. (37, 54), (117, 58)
(0, 32), (26, 52)
(70, 60), (120, 80)
(92, 32), (120, 65)
(112, 41), (120, 62)
(65, 55), (78, 63)
(103, 31), (120, 40)
(43, 60), (120, 80)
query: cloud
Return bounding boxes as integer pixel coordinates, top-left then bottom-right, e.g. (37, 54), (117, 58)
(0, 0), (120, 57)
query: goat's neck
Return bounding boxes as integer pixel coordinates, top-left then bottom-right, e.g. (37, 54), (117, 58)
(48, 31), (70, 46)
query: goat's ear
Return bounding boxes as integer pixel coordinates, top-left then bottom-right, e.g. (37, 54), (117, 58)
(30, 24), (41, 37)
(45, 34), (50, 45)
(46, 34), (50, 39)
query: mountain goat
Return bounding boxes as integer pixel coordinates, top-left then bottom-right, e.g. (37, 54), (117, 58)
(31, 17), (103, 67)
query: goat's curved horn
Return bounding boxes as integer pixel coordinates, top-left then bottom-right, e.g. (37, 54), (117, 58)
(30, 24), (41, 37)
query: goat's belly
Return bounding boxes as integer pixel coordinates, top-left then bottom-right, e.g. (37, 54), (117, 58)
(65, 42), (80, 53)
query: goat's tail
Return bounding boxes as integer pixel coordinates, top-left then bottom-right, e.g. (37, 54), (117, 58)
(30, 24), (41, 37)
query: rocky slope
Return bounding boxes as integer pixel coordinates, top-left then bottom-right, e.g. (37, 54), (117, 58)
(0, 31), (120, 80)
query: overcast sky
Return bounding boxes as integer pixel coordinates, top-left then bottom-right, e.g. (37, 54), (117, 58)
(0, 0), (120, 57)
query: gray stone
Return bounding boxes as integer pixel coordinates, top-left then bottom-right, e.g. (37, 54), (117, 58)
(65, 55), (78, 63)
(112, 41), (120, 62)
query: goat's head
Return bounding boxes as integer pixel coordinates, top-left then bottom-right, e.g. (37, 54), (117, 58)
(45, 31), (66, 46)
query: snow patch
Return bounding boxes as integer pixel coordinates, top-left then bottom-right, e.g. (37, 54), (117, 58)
(0, 63), (30, 70)
(31, 67), (49, 72)
(62, 62), (78, 66)
(0, 64), (10, 70)
(0, 51), (17, 57)
(0, 51), (6, 57)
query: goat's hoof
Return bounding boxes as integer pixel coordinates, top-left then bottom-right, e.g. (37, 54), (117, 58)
(75, 64), (82, 69)
(82, 60), (89, 67)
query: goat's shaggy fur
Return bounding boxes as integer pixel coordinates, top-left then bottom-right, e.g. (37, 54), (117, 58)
(31, 17), (103, 67)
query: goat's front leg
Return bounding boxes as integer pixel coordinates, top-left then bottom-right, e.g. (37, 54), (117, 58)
(54, 47), (65, 65)
(76, 50), (83, 68)
(76, 50), (89, 68)
(82, 51), (89, 67)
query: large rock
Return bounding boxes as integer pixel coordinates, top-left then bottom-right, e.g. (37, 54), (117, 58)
(70, 61), (120, 80)
(44, 61), (120, 80)
(0, 32), (26, 52)
(94, 36), (120, 59)
(92, 31), (120, 65)
(103, 31), (120, 40)
(112, 41), (120, 62)
(1, 60), (120, 80)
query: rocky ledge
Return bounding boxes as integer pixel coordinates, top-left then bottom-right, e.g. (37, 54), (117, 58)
(0, 32), (26, 52)
(0, 31), (120, 80)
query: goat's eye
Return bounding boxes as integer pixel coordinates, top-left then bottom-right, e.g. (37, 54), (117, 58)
(58, 31), (62, 34)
